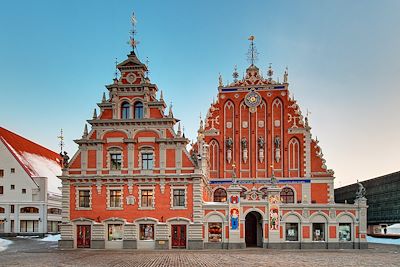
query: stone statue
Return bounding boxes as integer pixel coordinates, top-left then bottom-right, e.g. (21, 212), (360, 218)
(356, 181), (366, 199)
(60, 151), (70, 168)
(225, 137), (233, 149)
(258, 137), (265, 149)
(241, 137), (248, 149)
(191, 153), (199, 167)
(270, 174), (277, 186)
(274, 136), (281, 149)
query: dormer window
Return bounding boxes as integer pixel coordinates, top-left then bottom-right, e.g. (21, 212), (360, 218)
(134, 101), (144, 119)
(121, 102), (130, 119)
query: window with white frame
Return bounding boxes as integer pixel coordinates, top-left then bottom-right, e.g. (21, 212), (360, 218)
(285, 223), (299, 241)
(312, 223), (326, 241)
(110, 153), (122, 170)
(172, 188), (186, 208)
(108, 189), (123, 208)
(77, 188), (91, 209)
(339, 223), (352, 241)
(140, 189), (154, 208)
(108, 224), (123, 241)
(141, 152), (154, 170)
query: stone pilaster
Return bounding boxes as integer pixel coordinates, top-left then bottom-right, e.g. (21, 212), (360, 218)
(267, 186), (282, 246)
(226, 183), (243, 249)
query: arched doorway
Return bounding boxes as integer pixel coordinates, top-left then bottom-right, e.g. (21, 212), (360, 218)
(245, 211), (263, 247)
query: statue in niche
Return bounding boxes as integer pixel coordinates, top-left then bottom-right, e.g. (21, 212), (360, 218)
(241, 137), (248, 163)
(191, 153), (199, 167)
(274, 136), (281, 163)
(258, 137), (265, 163)
(226, 137), (233, 163)
(356, 180), (366, 199)
(60, 151), (70, 168)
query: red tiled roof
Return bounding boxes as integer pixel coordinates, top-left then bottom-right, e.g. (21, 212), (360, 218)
(0, 127), (62, 193)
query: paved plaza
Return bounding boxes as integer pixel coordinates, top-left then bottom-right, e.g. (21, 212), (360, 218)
(1, 238), (400, 267)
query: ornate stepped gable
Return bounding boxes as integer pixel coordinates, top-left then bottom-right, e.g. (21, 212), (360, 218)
(197, 63), (334, 180)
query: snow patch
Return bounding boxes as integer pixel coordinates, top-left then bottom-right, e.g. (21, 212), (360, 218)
(367, 236), (400, 245)
(388, 224), (400, 235)
(21, 152), (62, 194)
(41, 234), (61, 242)
(0, 238), (12, 252)
(16, 235), (40, 239)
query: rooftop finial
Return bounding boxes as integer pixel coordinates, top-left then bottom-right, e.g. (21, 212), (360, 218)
(160, 90), (164, 101)
(232, 65), (239, 82)
(82, 124), (88, 138)
(145, 57), (150, 78)
(218, 73), (223, 87)
(57, 128), (64, 154)
(177, 122), (182, 137)
(283, 66), (289, 83)
(267, 63), (274, 81)
(168, 102), (174, 118)
(129, 12), (139, 51)
(247, 35), (259, 66)
(93, 108), (97, 119)
(114, 58), (119, 80)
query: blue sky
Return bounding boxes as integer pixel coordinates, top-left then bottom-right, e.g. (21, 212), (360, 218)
(1, 0), (399, 187)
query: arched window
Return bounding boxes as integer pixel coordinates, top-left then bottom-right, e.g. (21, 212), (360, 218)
(0, 207), (4, 213)
(48, 208), (62, 215)
(213, 188), (227, 202)
(20, 207), (39, 213)
(281, 187), (295, 203)
(121, 102), (130, 119)
(134, 102), (144, 119)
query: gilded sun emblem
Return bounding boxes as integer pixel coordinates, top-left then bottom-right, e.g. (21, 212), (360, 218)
(244, 90), (262, 111)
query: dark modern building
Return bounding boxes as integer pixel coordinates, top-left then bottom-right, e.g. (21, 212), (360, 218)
(335, 171), (400, 235)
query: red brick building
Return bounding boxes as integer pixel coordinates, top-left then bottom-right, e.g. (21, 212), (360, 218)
(59, 17), (367, 250)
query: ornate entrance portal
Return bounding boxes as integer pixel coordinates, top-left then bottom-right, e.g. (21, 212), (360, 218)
(245, 211), (263, 247)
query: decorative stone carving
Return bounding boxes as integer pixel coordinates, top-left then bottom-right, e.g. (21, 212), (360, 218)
(242, 121), (248, 129)
(258, 137), (265, 163)
(60, 151), (70, 168)
(226, 122), (232, 129)
(226, 137), (233, 164)
(274, 136), (281, 163)
(241, 137), (248, 163)
(356, 181), (366, 199)
(160, 178), (166, 194)
(96, 180), (102, 194)
(126, 195), (135, 205)
(258, 120), (264, 128)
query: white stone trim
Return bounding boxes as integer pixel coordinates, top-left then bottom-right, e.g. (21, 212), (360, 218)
(170, 185), (187, 209)
(75, 187), (92, 210)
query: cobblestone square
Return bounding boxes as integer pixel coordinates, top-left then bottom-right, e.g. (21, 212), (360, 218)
(1, 238), (400, 267)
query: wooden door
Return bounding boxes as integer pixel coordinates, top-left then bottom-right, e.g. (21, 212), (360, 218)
(245, 213), (257, 247)
(77, 225), (91, 248)
(171, 225), (186, 249)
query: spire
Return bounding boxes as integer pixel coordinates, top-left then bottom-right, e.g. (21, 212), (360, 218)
(198, 113), (204, 133)
(182, 125), (186, 138)
(160, 90), (164, 101)
(93, 108), (97, 119)
(232, 65), (239, 82)
(177, 122), (182, 137)
(129, 12), (139, 52)
(102, 92), (106, 103)
(247, 35), (259, 66)
(267, 63), (274, 82)
(82, 124), (88, 138)
(283, 67), (288, 83)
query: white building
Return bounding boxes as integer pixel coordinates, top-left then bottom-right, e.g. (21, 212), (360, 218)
(0, 127), (62, 236)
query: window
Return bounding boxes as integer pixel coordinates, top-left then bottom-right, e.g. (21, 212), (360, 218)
(213, 188), (227, 202)
(339, 223), (352, 241)
(0, 207), (4, 213)
(173, 189), (186, 207)
(11, 184), (15, 190)
(134, 102), (144, 119)
(140, 189), (153, 208)
(78, 190), (90, 208)
(110, 153), (122, 170)
(0, 186), (3, 195)
(10, 220), (14, 233)
(48, 208), (62, 215)
(0, 169), (3, 177)
(139, 224), (154, 240)
(312, 223), (326, 241)
(281, 187), (295, 203)
(109, 190), (122, 208)
(285, 223), (299, 241)
(0, 220), (4, 233)
(20, 220), (39, 233)
(208, 223), (222, 243)
(11, 168), (15, 173)
(121, 102), (130, 119)
(22, 189), (26, 194)
(20, 207), (39, 213)
(141, 153), (153, 170)
(108, 224), (123, 241)
(10, 205), (14, 213)
(47, 221), (61, 233)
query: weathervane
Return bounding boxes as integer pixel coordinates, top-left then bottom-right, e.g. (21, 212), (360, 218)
(57, 129), (65, 154)
(129, 12), (139, 50)
(247, 35), (259, 66)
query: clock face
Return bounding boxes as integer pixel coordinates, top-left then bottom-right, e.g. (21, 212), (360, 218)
(245, 90), (262, 109)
